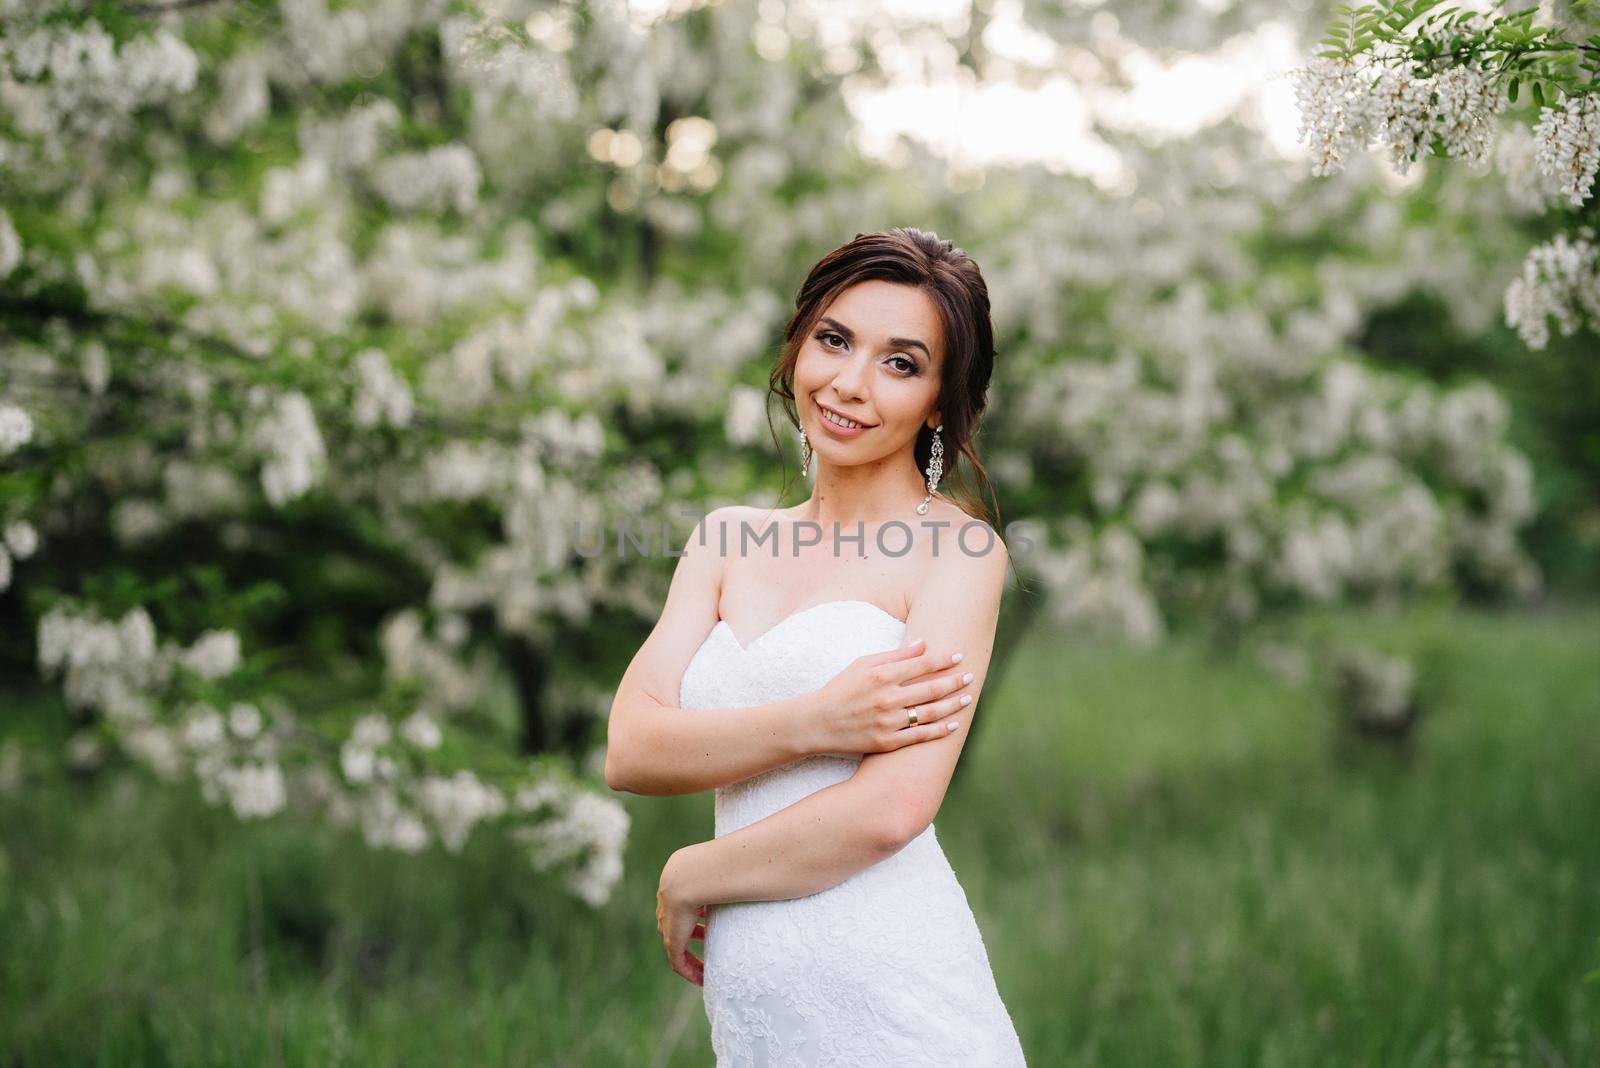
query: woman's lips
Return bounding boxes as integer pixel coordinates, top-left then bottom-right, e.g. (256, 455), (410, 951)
(816, 403), (873, 438)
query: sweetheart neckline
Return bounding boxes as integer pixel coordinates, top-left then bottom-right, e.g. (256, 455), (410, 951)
(715, 598), (908, 653)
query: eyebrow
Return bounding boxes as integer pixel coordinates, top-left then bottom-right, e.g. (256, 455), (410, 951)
(818, 316), (931, 361)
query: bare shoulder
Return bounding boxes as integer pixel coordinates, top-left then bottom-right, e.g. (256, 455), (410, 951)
(697, 504), (787, 545)
(921, 499), (1007, 572)
(683, 504), (755, 550)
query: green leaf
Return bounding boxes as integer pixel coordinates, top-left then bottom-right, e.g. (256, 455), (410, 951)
(1532, 80), (1545, 107)
(1508, 76), (1519, 102)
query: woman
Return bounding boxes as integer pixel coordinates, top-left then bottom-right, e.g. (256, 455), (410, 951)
(605, 228), (1026, 1065)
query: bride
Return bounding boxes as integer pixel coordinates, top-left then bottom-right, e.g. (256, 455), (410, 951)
(605, 227), (1026, 1065)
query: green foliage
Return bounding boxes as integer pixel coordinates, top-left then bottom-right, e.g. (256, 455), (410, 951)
(1316, 0), (1600, 100)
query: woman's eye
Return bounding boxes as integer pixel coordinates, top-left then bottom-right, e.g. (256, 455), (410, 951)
(813, 332), (915, 374)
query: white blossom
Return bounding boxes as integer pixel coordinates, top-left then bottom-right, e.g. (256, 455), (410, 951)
(512, 788), (630, 907)
(204, 49), (270, 143)
(351, 348), (415, 429)
(0, 21), (198, 145)
(1371, 67), (1438, 176)
(1496, 126), (1566, 214)
(251, 391), (327, 505)
(723, 384), (766, 445)
(260, 156), (331, 226)
(1293, 57), (1377, 176)
(369, 144), (482, 215)
(36, 604), (167, 720)
(1533, 92), (1600, 207)
(124, 724), (182, 780)
(220, 761), (286, 818)
(181, 630), (242, 680)
(417, 769), (506, 851)
(358, 786), (430, 852)
(182, 707), (226, 750)
(1503, 228), (1600, 349)
(0, 403), (32, 455)
(228, 701), (263, 740)
(341, 743), (376, 784)
(0, 209), (20, 276)
(400, 711), (442, 750)
(1430, 64), (1504, 169)
(349, 713), (391, 749)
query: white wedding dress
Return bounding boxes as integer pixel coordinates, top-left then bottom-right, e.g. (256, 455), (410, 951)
(678, 598), (1027, 1067)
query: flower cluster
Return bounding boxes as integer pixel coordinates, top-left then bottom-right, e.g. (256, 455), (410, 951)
(1504, 228), (1600, 349)
(1328, 644), (1419, 739)
(1495, 126), (1569, 214)
(0, 209), (20, 276)
(351, 348), (416, 430)
(369, 144), (483, 216)
(511, 779), (631, 908)
(248, 389), (328, 506)
(1293, 56), (1506, 179)
(0, 402), (31, 456)
(1532, 92), (1600, 207)
(0, 19), (199, 146)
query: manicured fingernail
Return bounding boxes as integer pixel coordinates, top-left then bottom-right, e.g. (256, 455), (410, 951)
(962, 672), (973, 683)
(960, 694), (972, 705)
(947, 721), (960, 731)
(951, 652), (964, 664)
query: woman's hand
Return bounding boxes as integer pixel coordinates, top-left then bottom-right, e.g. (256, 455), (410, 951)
(657, 847), (708, 985)
(811, 638), (976, 755)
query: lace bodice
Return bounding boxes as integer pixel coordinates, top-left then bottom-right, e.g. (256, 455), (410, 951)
(678, 599), (1027, 1067)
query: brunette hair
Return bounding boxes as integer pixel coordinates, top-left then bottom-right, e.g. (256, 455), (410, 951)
(766, 227), (1001, 533)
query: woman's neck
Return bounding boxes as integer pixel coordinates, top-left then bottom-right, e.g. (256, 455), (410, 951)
(795, 464), (930, 528)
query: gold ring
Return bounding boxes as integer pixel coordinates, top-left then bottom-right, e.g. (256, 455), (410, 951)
(907, 708), (918, 727)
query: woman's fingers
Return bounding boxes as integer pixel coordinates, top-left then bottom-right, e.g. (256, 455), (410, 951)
(885, 716), (966, 749)
(901, 689), (973, 728)
(901, 669), (976, 710)
(886, 648), (965, 684)
(660, 899), (709, 984)
(869, 638), (926, 667)
(665, 936), (705, 984)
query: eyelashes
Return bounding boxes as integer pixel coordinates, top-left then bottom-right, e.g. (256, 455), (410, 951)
(813, 331), (919, 376)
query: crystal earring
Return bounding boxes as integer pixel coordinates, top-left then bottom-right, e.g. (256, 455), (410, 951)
(916, 424), (944, 515)
(798, 426), (813, 477)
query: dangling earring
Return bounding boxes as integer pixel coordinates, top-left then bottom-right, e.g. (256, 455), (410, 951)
(916, 424), (944, 515)
(798, 426), (813, 477)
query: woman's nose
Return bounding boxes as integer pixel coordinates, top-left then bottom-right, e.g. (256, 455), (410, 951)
(831, 352), (870, 398)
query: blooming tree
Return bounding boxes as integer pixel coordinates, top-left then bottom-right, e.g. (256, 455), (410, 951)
(0, 0), (1550, 898)
(1291, 0), (1600, 348)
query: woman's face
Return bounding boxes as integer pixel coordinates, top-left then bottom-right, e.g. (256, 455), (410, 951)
(794, 279), (944, 469)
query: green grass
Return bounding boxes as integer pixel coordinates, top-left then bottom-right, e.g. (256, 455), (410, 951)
(3, 600), (1597, 1066)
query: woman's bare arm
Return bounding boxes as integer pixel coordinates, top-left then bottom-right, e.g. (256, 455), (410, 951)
(605, 506), (826, 796)
(658, 525), (1008, 905)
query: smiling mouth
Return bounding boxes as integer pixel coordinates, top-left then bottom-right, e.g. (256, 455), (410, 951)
(816, 402), (875, 430)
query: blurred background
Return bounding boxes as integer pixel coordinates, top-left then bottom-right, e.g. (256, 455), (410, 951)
(1, 0), (1596, 1064)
